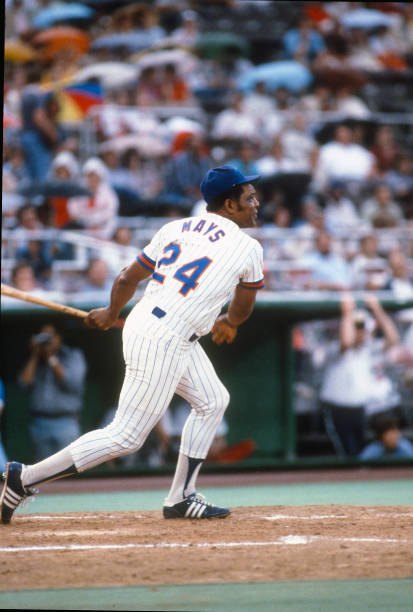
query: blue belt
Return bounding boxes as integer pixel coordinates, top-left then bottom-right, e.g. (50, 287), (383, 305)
(152, 307), (199, 342)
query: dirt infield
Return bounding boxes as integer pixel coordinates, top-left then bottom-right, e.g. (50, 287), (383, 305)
(2, 505), (413, 590)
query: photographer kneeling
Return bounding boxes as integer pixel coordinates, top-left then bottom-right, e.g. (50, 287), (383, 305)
(19, 324), (87, 461)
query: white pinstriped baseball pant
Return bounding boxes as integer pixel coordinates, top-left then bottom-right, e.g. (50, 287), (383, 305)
(69, 313), (229, 472)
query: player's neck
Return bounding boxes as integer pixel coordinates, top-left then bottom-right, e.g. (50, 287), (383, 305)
(207, 210), (240, 227)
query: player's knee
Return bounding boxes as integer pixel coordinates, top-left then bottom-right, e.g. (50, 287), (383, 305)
(106, 427), (145, 456)
(208, 385), (230, 417)
(219, 386), (230, 413)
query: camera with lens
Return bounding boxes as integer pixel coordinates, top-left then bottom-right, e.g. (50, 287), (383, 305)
(34, 332), (53, 346)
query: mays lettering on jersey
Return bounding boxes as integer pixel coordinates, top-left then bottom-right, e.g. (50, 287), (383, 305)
(135, 213), (265, 337)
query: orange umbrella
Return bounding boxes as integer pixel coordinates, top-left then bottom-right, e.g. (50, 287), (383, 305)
(31, 27), (90, 60)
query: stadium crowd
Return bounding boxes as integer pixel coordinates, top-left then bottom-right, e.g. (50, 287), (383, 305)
(2, 0), (413, 461)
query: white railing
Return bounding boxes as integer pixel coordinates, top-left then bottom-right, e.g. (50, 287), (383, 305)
(3, 223), (412, 294)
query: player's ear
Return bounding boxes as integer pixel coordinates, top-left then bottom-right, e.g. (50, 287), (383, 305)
(223, 197), (237, 217)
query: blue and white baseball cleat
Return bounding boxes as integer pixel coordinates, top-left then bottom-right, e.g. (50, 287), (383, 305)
(1, 462), (37, 524)
(163, 492), (230, 519)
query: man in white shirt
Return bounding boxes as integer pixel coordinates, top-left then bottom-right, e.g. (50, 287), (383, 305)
(320, 293), (400, 456)
(212, 92), (258, 141)
(315, 124), (376, 190)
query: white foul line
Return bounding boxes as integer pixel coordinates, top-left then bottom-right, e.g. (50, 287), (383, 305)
(262, 514), (348, 520)
(2, 535), (413, 553)
(262, 513), (413, 521)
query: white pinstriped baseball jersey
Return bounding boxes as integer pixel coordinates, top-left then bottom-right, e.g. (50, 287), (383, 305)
(132, 212), (265, 338)
(68, 212), (264, 473)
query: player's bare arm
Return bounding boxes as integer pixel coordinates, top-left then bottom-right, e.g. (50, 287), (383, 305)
(212, 285), (258, 345)
(85, 260), (152, 330)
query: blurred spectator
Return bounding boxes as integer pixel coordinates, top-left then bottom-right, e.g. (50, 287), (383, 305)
(227, 141), (260, 176)
(50, 150), (79, 181)
(67, 158), (119, 239)
(0, 379), (7, 474)
(163, 133), (210, 208)
(212, 92), (258, 141)
(137, 5), (166, 45)
(2, 144), (28, 185)
(385, 154), (413, 204)
(241, 81), (276, 122)
(300, 82), (334, 113)
(82, 258), (114, 297)
(100, 150), (121, 184)
(381, 249), (413, 326)
(351, 234), (387, 291)
(20, 74), (67, 180)
(260, 186), (285, 223)
(16, 239), (53, 288)
(360, 184), (404, 228)
(19, 324), (87, 461)
(4, 0), (31, 38)
(116, 148), (163, 199)
(12, 201), (69, 270)
(160, 63), (192, 105)
(300, 230), (352, 291)
(109, 88), (133, 108)
(15, 203), (43, 233)
(370, 126), (401, 176)
(260, 202), (295, 261)
(313, 31), (352, 73)
(106, 226), (136, 275)
(315, 124), (376, 190)
(320, 293), (400, 456)
(113, 226), (133, 247)
(135, 67), (163, 107)
(268, 205), (292, 230)
(4, 63), (27, 123)
(359, 413), (413, 460)
(255, 138), (296, 176)
(369, 24), (405, 57)
(333, 85), (370, 119)
(112, 225), (132, 246)
(4, 260), (63, 304)
(369, 25), (409, 71)
(323, 179), (361, 234)
(282, 15), (326, 64)
(273, 87), (296, 112)
(48, 151), (81, 229)
(280, 112), (319, 173)
(170, 9), (199, 45)
(207, 49), (253, 93)
(347, 28), (383, 72)
(10, 261), (39, 293)
(292, 195), (325, 238)
(260, 89), (292, 139)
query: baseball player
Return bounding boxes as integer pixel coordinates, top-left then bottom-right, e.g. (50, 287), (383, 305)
(1, 165), (265, 523)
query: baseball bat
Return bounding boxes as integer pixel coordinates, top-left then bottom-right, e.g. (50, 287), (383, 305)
(1, 283), (88, 319)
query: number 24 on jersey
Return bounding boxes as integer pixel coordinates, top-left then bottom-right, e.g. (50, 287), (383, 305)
(153, 243), (212, 296)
